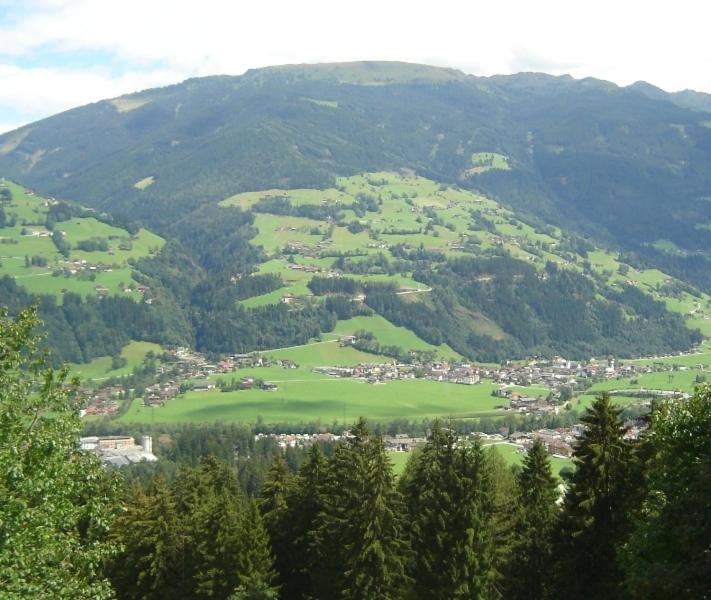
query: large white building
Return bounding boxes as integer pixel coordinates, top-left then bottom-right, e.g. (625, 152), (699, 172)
(80, 435), (157, 466)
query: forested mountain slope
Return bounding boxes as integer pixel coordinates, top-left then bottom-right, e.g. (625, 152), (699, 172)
(0, 62), (709, 363)
(0, 61), (709, 291)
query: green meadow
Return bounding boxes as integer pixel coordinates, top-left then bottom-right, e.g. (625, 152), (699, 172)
(70, 341), (163, 381)
(0, 180), (163, 301)
(220, 171), (710, 352)
(327, 314), (461, 360)
(389, 442), (573, 479)
(484, 442), (573, 479)
(119, 377), (504, 425)
(118, 336), (510, 425)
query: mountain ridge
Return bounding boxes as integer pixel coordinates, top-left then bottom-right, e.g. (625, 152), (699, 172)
(0, 61), (709, 296)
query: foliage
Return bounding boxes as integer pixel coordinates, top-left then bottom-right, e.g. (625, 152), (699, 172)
(505, 439), (559, 600)
(622, 386), (711, 598)
(109, 457), (275, 600)
(554, 393), (647, 599)
(401, 424), (512, 599)
(0, 306), (120, 598)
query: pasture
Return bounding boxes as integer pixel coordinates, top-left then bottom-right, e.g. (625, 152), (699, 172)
(71, 341), (163, 381)
(0, 180), (163, 301)
(484, 442), (573, 479)
(119, 378), (504, 424)
(223, 170), (709, 348)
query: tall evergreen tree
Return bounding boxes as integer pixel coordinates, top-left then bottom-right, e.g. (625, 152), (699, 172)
(110, 477), (189, 600)
(554, 393), (643, 599)
(505, 439), (559, 600)
(402, 425), (506, 599)
(286, 442), (328, 599)
(258, 455), (297, 594)
(622, 386), (711, 598)
(312, 418), (409, 599)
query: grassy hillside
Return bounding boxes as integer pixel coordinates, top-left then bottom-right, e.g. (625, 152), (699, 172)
(0, 179), (163, 301)
(224, 170), (708, 355)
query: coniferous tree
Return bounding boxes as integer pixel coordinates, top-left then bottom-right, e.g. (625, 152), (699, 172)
(185, 457), (275, 599)
(110, 477), (188, 600)
(622, 386), (711, 598)
(312, 418), (409, 599)
(258, 455), (297, 594)
(402, 425), (505, 599)
(554, 393), (643, 599)
(286, 442), (328, 599)
(111, 457), (275, 600)
(505, 439), (559, 600)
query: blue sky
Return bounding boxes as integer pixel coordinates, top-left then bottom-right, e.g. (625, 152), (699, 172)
(1, 0), (710, 134)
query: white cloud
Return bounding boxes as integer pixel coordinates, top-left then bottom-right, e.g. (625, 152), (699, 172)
(0, 64), (184, 114)
(0, 0), (710, 127)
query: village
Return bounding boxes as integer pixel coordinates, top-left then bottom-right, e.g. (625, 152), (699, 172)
(80, 338), (697, 423)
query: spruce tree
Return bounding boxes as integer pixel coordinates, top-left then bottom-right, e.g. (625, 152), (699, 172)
(403, 425), (504, 599)
(554, 393), (642, 599)
(110, 476), (189, 600)
(280, 443), (327, 599)
(506, 439), (559, 600)
(190, 458), (275, 599)
(258, 455), (297, 594)
(312, 418), (409, 599)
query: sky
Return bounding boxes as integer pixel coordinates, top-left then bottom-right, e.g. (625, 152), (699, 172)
(0, 0), (710, 133)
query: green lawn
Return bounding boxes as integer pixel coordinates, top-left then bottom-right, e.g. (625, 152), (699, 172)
(328, 314), (461, 360)
(630, 349), (711, 369)
(387, 451), (411, 476)
(484, 442), (573, 479)
(587, 369), (705, 395)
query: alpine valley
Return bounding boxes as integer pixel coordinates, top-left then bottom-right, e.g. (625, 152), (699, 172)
(0, 61), (709, 423)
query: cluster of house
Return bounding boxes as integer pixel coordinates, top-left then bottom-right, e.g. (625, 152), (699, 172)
(80, 385), (125, 416)
(83, 347), (299, 414)
(79, 435), (157, 466)
(287, 262), (339, 276)
(486, 357), (636, 388)
(254, 432), (342, 448)
(301, 352), (681, 396)
(313, 362), (415, 382)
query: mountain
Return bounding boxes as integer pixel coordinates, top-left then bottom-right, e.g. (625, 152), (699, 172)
(0, 62), (708, 363)
(629, 81), (711, 113)
(0, 61), (709, 292)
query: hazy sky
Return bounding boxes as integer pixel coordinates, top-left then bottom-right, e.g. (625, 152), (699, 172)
(0, 0), (710, 133)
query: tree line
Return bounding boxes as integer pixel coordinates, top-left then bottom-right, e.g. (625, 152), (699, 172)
(106, 394), (711, 599)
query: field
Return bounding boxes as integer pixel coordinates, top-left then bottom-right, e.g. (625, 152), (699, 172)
(120, 378), (505, 424)
(70, 341), (163, 381)
(461, 152), (512, 177)
(0, 180), (163, 301)
(119, 337), (509, 425)
(387, 451), (411, 476)
(327, 314), (461, 359)
(220, 170), (708, 346)
(388, 442), (573, 479)
(586, 368), (706, 395)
